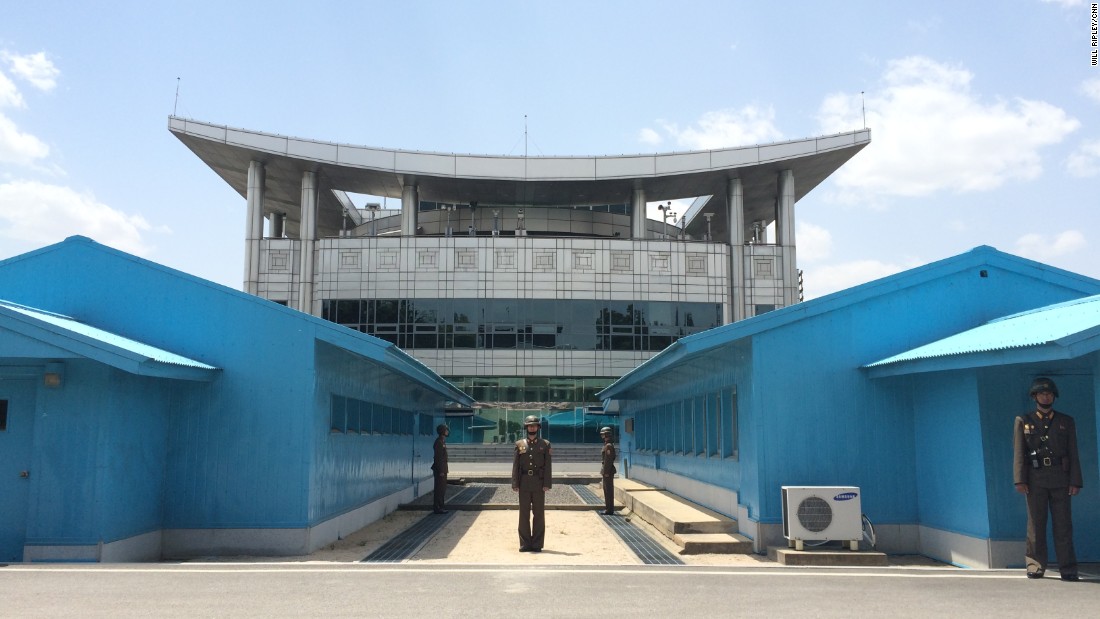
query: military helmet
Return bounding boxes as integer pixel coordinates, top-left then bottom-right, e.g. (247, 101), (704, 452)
(523, 415), (541, 426)
(1029, 377), (1059, 398)
(436, 424), (449, 434)
(599, 426), (613, 435)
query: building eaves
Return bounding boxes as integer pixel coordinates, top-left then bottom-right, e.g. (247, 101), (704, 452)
(0, 299), (219, 381)
(598, 247), (1100, 400)
(167, 116), (871, 238)
(314, 325), (473, 406)
(863, 294), (1100, 377)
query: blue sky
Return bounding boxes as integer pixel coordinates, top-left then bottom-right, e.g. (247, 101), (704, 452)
(2, 0), (1098, 299)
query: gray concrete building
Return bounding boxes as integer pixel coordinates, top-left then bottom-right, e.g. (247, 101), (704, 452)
(170, 117), (869, 442)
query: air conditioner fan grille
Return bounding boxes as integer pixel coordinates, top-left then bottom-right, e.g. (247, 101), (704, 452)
(796, 496), (833, 532)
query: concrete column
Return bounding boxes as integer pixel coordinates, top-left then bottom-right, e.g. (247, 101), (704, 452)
(268, 212), (285, 238)
(298, 170), (318, 315)
(630, 188), (647, 239)
(727, 178), (746, 323)
(244, 160), (266, 295)
(401, 184), (419, 236)
(777, 169), (798, 306)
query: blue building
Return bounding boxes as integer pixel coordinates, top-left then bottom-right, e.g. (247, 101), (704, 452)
(599, 246), (1100, 568)
(0, 236), (471, 562)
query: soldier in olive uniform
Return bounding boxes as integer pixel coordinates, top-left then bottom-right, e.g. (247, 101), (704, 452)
(599, 426), (617, 515)
(1013, 377), (1082, 581)
(512, 415), (552, 552)
(432, 424), (449, 514)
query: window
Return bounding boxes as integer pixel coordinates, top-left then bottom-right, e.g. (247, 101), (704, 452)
(0, 399), (8, 431)
(707, 392), (720, 456)
(721, 387), (739, 460)
(330, 396), (346, 433)
(346, 399), (362, 433)
(692, 396), (706, 455)
(419, 413), (434, 436)
(321, 298), (720, 352)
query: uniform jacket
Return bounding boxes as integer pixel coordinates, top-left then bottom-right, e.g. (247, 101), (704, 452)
(601, 442), (617, 476)
(512, 436), (552, 490)
(1013, 410), (1082, 489)
(432, 435), (448, 476)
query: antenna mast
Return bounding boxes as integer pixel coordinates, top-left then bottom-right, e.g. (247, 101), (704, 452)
(861, 91), (866, 129)
(174, 78), (180, 116)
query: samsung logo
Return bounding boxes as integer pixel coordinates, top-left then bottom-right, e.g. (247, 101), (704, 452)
(834, 492), (858, 501)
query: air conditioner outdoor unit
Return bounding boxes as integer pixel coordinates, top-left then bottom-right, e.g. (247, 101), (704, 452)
(781, 486), (862, 551)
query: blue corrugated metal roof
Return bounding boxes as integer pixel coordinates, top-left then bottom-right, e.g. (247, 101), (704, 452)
(0, 299), (217, 372)
(866, 294), (1100, 367)
(599, 246), (1100, 400)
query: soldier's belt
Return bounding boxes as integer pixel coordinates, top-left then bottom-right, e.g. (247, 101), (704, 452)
(1039, 456), (1063, 467)
(526, 470), (536, 476)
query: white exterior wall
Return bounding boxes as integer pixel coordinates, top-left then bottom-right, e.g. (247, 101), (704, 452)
(258, 236), (730, 378)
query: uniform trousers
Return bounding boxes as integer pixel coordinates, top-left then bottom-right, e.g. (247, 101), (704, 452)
(603, 477), (615, 513)
(518, 487), (546, 549)
(433, 474), (447, 511)
(1025, 485), (1077, 575)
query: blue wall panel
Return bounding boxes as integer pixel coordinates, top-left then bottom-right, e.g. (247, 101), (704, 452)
(95, 369), (171, 542)
(0, 376), (36, 561)
(912, 371), (990, 537)
(26, 361), (114, 544)
(23, 361), (170, 546)
(308, 342), (438, 524)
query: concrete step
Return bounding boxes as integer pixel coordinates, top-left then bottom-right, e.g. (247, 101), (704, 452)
(628, 490), (738, 535)
(616, 480), (753, 555)
(769, 547), (888, 566)
(675, 532), (754, 555)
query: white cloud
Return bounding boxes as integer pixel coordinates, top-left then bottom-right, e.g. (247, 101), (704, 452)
(1039, 0), (1085, 7)
(649, 105), (784, 151)
(0, 71), (25, 109)
(0, 180), (155, 256)
(795, 221), (833, 263)
(2, 51), (59, 92)
(0, 50), (52, 167)
(1014, 230), (1086, 261)
(1082, 78), (1100, 104)
(638, 127), (661, 146)
(1067, 138), (1100, 176)
(818, 56), (1079, 204)
(0, 113), (49, 166)
(801, 259), (911, 300)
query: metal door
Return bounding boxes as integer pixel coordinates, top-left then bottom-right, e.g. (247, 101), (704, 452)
(0, 379), (34, 562)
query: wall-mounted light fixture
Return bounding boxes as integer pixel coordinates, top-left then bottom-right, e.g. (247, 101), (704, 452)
(43, 361), (64, 388)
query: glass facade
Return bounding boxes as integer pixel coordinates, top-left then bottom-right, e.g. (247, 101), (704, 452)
(442, 376), (618, 445)
(322, 298), (722, 351)
(419, 201), (630, 215)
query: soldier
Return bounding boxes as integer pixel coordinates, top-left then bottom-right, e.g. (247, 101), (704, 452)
(512, 415), (552, 552)
(1013, 377), (1082, 581)
(431, 424), (449, 514)
(599, 426), (617, 515)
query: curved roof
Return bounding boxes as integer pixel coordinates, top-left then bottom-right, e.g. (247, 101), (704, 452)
(169, 117), (870, 238)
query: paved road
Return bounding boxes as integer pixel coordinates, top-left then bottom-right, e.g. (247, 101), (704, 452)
(1, 563), (1096, 618)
